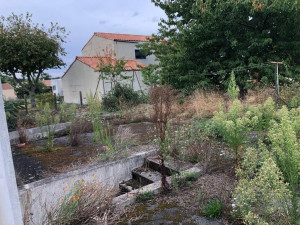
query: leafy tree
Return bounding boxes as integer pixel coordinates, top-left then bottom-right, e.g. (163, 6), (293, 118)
(140, 0), (300, 92)
(0, 13), (68, 107)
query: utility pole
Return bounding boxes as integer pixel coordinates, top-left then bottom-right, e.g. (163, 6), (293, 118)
(270, 61), (283, 107)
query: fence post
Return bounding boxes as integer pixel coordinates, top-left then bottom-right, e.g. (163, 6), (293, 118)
(79, 91), (83, 106)
(54, 93), (57, 111)
(24, 94), (28, 114)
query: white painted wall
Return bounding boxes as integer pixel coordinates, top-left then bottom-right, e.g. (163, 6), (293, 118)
(0, 81), (23, 225)
(51, 79), (63, 97)
(62, 60), (102, 104)
(82, 35), (115, 57)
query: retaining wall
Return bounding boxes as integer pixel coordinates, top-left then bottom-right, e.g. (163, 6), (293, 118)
(9, 122), (71, 145)
(19, 149), (156, 225)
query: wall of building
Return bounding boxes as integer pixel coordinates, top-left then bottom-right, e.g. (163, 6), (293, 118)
(82, 35), (115, 57)
(51, 79), (63, 97)
(62, 60), (102, 104)
(2, 89), (17, 101)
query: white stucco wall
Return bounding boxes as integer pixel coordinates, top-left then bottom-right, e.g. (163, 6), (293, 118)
(82, 35), (115, 57)
(51, 79), (63, 97)
(62, 60), (102, 104)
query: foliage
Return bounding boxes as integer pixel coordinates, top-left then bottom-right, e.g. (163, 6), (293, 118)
(227, 72), (239, 101)
(36, 93), (55, 108)
(35, 103), (59, 151)
(247, 97), (276, 133)
(203, 198), (223, 219)
(0, 13), (68, 107)
(213, 100), (257, 164)
(4, 99), (25, 131)
(140, 0), (300, 91)
(44, 180), (111, 225)
(58, 102), (77, 123)
(233, 158), (292, 225)
(136, 191), (154, 202)
(172, 171), (199, 190)
(15, 80), (51, 99)
(280, 83), (300, 109)
(102, 83), (148, 112)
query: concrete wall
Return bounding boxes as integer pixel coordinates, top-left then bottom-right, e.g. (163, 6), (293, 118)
(2, 89), (17, 101)
(82, 35), (115, 57)
(19, 149), (156, 225)
(0, 81), (23, 225)
(9, 122), (71, 145)
(62, 60), (101, 104)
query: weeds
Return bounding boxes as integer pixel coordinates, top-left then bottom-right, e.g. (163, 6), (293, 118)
(136, 191), (154, 202)
(203, 198), (223, 219)
(150, 85), (174, 192)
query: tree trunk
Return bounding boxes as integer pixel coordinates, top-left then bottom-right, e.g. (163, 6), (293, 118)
(29, 89), (36, 108)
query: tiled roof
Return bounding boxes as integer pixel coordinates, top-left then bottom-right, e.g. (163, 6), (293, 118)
(2, 83), (14, 90)
(76, 56), (146, 71)
(94, 32), (152, 42)
(42, 80), (51, 87)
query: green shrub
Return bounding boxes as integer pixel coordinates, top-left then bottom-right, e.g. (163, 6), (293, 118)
(59, 102), (77, 123)
(280, 83), (300, 109)
(136, 191), (154, 202)
(36, 92), (55, 108)
(233, 158), (292, 225)
(35, 103), (59, 151)
(102, 83), (148, 111)
(203, 198), (223, 219)
(213, 100), (257, 164)
(227, 72), (239, 101)
(4, 99), (25, 131)
(172, 171), (199, 190)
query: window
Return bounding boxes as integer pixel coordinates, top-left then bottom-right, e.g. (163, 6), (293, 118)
(52, 85), (56, 91)
(135, 49), (146, 59)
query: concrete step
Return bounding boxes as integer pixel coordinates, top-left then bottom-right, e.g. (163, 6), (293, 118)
(132, 168), (161, 183)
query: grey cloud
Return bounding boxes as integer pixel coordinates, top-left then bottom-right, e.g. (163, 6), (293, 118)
(151, 16), (159, 22)
(133, 11), (139, 17)
(99, 20), (107, 25)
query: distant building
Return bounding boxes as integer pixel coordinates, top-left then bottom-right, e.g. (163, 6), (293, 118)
(1, 83), (17, 100)
(42, 79), (63, 97)
(62, 32), (157, 104)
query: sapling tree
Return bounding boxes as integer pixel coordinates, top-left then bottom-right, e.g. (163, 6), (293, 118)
(0, 13), (68, 107)
(150, 85), (174, 192)
(227, 72), (239, 101)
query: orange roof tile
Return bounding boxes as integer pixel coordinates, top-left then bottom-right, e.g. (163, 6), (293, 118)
(2, 83), (14, 90)
(42, 80), (51, 87)
(94, 32), (152, 42)
(76, 56), (146, 71)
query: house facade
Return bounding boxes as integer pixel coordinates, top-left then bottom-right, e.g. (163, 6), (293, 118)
(62, 32), (155, 104)
(1, 83), (17, 101)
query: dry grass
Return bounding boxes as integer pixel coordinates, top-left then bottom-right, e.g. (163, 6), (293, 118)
(243, 87), (275, 107)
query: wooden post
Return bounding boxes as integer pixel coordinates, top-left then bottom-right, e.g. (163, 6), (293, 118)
(54, 93), (58, 111)
(24, 94), (28, 114)
(79, 91), (83, 106)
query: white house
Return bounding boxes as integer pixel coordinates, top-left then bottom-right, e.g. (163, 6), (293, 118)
(62, 32), (156, 104)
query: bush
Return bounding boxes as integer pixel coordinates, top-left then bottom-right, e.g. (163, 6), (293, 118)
(4, 99), (25, 131)
(36, 92), (55, 108)
(102, 83), (148, 111)
(203, 198), (223, 219)
(233, 158), (292, 225)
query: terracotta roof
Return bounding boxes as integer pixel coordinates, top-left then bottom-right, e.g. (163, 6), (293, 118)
(76, 56), (146, 71)
(2, 83), (14, 90)
(94, 32), (152, 42)
(42, 80), (51, 87)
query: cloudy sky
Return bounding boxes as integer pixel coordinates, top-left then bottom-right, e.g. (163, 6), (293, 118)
(0, 0), (166, 77)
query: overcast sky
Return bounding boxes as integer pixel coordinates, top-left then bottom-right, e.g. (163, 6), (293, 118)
(0, 0), (166, 77)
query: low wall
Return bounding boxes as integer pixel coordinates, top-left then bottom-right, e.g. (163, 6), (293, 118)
(19, 149), (156, 225)
(9, 122), (71, 145)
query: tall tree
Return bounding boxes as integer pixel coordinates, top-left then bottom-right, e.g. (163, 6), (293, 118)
(0, 13), (68, 107)
(141, 0), (300, 92)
